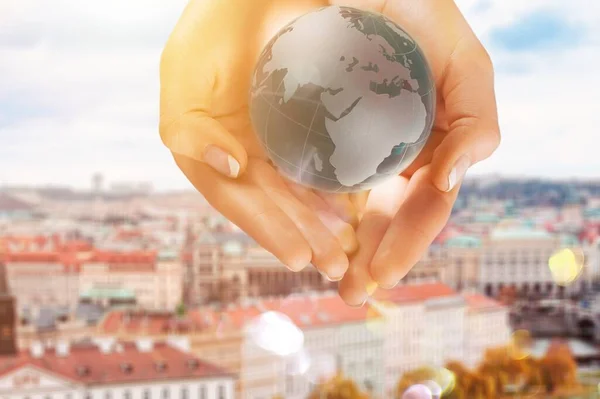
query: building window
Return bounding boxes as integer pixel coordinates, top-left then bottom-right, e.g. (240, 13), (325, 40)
(143, 390), (151, 399)
(181, 387), (188, 399)
(162, 388), (170, 399)
(65, 395), (72, 399)
(199, 386), (207, 399)
(85, 394), (92, 399)
(218, 385), (226, 399)
(44, 396), (52, 399)
(123, 391), (131, 399)
(105, 392), (112, 399)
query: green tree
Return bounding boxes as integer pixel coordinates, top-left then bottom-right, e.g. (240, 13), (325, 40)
(175, 302), (186, 317)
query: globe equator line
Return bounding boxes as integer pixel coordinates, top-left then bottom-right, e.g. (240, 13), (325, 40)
(258, 84), (433, 100)
(257, 92), (332, 140)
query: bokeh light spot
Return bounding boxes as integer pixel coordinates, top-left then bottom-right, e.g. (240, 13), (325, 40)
(285, 348), (311, 376)
(509, 329), (533, 360)
(402, 384), (432, 399)
(246, 311), (304, 356)
(548, 247), (584, 286)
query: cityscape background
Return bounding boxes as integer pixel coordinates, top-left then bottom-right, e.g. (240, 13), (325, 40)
(2, 0), (600, 398)
(0, 176), (600, 398)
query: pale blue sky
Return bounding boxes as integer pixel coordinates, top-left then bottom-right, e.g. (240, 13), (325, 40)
(0, 0), (598, 190)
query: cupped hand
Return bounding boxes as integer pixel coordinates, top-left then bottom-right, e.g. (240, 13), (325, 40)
(337, 0), (501, 306)
(159, 0), (361, 280)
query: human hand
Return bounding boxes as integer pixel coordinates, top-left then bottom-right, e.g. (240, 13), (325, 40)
(337, 0), (500, 305)
(159, 0), (362, 280)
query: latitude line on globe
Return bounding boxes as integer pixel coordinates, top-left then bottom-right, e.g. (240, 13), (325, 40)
(263, 145), (342, 183)
(257, 93), (332, 139)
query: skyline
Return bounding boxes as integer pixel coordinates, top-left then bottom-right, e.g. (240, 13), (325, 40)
(1, 0), (599, 190)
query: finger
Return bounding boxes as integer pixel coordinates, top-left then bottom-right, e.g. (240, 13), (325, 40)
(430, 39), (500, 192)
(339, 176), (408, 306)
(349, 190), (370, 218)
(174, 153), (311, 271)
(250, 160), (352, 281)
(316, 192), (359, 227)
(286, 183), (358, 278)
(159, 23), (247, 178)
(370, 165), (459, 288)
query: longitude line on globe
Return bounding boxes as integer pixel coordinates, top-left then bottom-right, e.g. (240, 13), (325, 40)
(299, 16), (353, 190)
(262, 64), (290, 165)
(378, 16), (431, 174)
(297, 102), (321, 184)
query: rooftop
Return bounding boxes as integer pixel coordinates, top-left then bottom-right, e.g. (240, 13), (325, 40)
(373, 283), (457, 305)
(489, 227), (553, 241)
(463, 294), (505, 312)
(0, 341), (231, 384)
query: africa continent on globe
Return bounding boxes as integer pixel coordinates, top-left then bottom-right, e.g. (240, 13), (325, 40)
(249, 5), (436, 193)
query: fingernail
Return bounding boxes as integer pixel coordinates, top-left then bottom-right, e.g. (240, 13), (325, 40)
(319, 269), (343, 282)
(445, 154), (471, 192)
(348, 298), (368, 308)
(379, 280), (399, 290)
(203, 145), (240, 178)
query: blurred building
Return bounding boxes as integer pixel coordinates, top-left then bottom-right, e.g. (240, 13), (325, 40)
(0, 235), (183, 316)
(79, 250), (182, 311)
(371, 283), (510, 396)
(97, 284), (509, 399)
(0, 339), (234, 399)
(463, 293), (511, 368)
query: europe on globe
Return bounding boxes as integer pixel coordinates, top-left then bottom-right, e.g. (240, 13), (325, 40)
(249, 5), (436, 193)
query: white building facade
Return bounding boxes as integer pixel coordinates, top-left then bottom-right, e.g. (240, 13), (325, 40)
(0, 340), (234, 399)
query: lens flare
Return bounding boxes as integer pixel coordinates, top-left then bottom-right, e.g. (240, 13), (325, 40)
(306, 352), (337, 385)
(285, 348), (311, 376)
(548, 247), (584, 286)
(364, 299), (391, 336)
(402, 384), (433, 399)
(509, 329), (533, 360)
(246, 311), (304, 356)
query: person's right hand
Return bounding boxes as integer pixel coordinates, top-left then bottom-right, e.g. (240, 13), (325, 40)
(159, 0), (360, 280)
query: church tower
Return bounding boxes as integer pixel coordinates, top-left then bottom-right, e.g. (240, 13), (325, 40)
(0, 262), (17, 356)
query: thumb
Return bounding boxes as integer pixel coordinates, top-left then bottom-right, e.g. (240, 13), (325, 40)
(431, 41), (500, 192)
(159, 112), (248, 179)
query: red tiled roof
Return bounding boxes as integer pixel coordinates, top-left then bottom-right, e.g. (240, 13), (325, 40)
(373, 283), (456, 305)
(463, 294), (505, 312)
(100, 311), (209, 335)
(0, 341), (231, 384)
(101, 294), (379, 335)
(90, 250), (157, 265)
(261, 294), (377, 329)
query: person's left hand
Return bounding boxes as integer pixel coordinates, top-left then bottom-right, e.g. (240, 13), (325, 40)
(336, 0), (501, 306)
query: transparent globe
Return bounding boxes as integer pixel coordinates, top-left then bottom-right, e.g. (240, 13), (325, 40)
(250, 5), (436, 193)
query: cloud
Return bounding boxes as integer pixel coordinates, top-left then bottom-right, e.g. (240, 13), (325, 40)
(1, 0), (599, 189)
(0, 0), (191, 190)
(455, 0), (600, 180)
(489, 10), (582, 52)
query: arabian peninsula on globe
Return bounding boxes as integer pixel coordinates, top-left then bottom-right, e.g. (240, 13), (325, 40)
(249, 5), (436, 193)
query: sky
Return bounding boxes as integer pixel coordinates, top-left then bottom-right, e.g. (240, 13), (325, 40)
(0, 0), (599, 190)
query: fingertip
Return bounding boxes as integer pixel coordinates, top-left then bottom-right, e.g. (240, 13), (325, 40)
(319, 253), (349, 282)
(282, 246), (312, 272)
(338, 272), (369, 307)
(369, 257), (403, 290)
